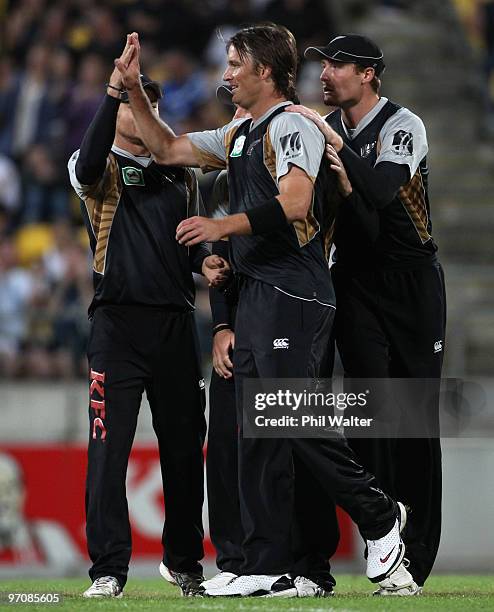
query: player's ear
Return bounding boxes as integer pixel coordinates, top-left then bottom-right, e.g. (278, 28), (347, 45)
(361, 67), (375, 85)
(258, 64), (272, 82)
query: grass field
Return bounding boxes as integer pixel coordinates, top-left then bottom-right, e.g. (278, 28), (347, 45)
(0, 576), (493, 611)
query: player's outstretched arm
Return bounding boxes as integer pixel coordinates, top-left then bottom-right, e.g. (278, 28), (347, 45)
(115, 32), (200, 167)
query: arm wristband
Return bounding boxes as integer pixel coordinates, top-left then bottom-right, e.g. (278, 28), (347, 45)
(212, 323), (231, 337)
(245, 197), (287, 235)
(105, 83), (125, 93)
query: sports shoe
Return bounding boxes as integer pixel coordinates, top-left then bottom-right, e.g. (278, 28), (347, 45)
(205, 574), (296, 597)
(159, 562), (204, 596)
(373, 561), (422, 596)
(366, 502), (407, 583)
(159, 562), (176, 585)
(82, 576), (123, 598)
(294, 575), (334, 597)
(201, 571), (238, 591)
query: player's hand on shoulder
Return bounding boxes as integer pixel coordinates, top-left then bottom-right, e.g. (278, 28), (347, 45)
(212, 329), (235, 379)
(201, 254), (231, 287)
(326, 144), (352, 196)
(285, 104), (343, 151)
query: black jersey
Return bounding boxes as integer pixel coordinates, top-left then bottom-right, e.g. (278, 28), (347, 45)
(189, 103), (338, 306)
(327, 98), (438, 269)
(69, 147), (209, 316)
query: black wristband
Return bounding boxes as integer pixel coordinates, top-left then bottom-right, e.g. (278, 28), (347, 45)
(212, 323), (231, 337)
(106, 83), (125, 93)
(245, 197), (287, 235)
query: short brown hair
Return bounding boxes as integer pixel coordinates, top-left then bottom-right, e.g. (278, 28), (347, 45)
(227, 23), (298, 101)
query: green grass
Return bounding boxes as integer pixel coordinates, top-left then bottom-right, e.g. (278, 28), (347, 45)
(0, 576), (493, 611)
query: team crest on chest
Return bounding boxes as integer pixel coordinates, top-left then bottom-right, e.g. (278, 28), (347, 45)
(122, 166), (145, 186)
(360, 141), (376, 158)
(230, 135), (246, 158)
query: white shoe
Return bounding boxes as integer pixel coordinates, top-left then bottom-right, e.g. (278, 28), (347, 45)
(294, 576), (334, 597)
(82, 576), (123, 598)
(366, 503), (407, 583)
(398, 501), (407, 533)
(201, 572), (237, 591)
(159, 562), (176, 585)
(205, 574), (296, 597)
(373, 562), (422, 596)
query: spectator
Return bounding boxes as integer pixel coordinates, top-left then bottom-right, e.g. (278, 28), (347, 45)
(8, 43), (55, 159)
(21, 144), (70, 223)
(0, 154), (21, 216)
(160, 51), (209, 132)
(0, 237), (35, 377)
(262, 0), (335, 54)
(64, 53), (107, 159)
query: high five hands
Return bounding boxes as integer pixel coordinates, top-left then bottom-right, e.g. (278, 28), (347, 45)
(114, 32), (142, 92)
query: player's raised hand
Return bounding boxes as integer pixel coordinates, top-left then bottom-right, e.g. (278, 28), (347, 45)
(115, 32), (141, 92)
(285, 104), (344, 152)
(202, 254), (231, 287)
(177, 217), (225, 246)
(326, 144), (352, 197)
(107, 34), (133, 93)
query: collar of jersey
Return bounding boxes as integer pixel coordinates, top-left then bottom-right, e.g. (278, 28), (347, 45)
(340, 96), (388, 140)
(111, 145), (153, 167)
(249, 101), (293, 131)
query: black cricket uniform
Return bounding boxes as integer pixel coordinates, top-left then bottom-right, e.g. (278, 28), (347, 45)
(327, 97), (446, 585)
(68, 95), (208, 589)
(207, 172), (339, 586)
(190, 103), (398, 576)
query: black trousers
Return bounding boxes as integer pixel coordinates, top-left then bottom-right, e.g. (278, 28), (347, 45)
(332, 263), (446, 586)
(207, 370), (340, 582)
(233, 279), (397, 575)
(86, 305), (206, 589)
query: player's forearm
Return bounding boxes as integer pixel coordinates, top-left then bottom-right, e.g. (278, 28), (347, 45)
(217, 213), (253, 237)
(126, 84), (186, 165)
(209, 196), (309, 239)
(188, 242), (211, 274)
(209, 242), (233, 328)
(75, 95), (120, 184)
(338, 147), (409, 209)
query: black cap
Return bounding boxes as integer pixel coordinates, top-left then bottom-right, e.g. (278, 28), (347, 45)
(216, 84), (234, 107)
(121, 73), (162, 102)
(305, 34), (385, 76)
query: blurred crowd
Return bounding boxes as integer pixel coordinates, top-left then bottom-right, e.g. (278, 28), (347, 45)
(0, 0), (338, 379)
(453, 0), (494, 138)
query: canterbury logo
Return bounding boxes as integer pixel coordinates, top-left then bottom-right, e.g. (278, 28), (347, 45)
(434, 340), (443, 353)
(273, 338), (289, 349)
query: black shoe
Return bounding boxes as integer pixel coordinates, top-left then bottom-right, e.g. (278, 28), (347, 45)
(159, 562), (204, 597)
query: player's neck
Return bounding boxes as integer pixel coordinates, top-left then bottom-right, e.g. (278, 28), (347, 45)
(341, 93), (380, 129)
(248, 93), (287, 121)
(113, 135), (150, 158)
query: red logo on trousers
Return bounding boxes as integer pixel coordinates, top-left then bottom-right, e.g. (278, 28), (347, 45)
(90, 369), (107, 441)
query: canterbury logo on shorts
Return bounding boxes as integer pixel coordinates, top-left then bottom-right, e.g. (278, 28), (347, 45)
(273, 338), (289, 349)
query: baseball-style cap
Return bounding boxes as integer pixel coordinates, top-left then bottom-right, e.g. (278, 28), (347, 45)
(120, 73), (163, 102)
(216, 84), (234, 107)
(305, 34), (385, 76)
